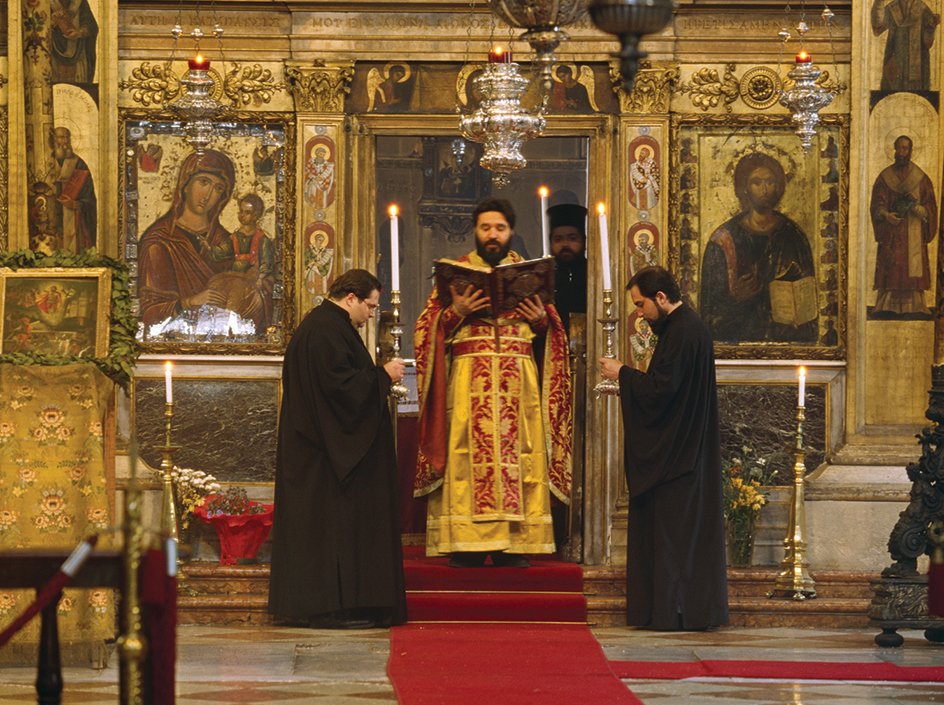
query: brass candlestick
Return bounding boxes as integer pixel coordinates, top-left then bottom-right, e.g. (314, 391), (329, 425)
(159, 402), (181, 543)
(594, 288), (620, 397)
(389, 290), (409, 401)
(768, 404), (817, 600)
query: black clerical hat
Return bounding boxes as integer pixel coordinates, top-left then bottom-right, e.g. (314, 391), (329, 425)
(547, 203), (588, 236)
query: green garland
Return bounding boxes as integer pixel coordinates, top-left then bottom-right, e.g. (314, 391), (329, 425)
(0, 249), (141, 391)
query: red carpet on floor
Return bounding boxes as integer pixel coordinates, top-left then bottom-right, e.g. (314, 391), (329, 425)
(389, 623), (643, 705)
(610, 659), (944, 682)
(403, 546), (586, 623)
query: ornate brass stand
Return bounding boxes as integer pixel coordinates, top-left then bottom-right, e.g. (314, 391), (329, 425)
(389, 290), (409, 401)
(768, 404), (817, 600)
(117, 447), (147, 705)
(158, 402), (181, 542)
(594, 288), (620, 397)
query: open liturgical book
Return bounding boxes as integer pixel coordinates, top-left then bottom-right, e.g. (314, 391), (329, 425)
(769, 276), (817, 326)
(433, 257), (555, 319)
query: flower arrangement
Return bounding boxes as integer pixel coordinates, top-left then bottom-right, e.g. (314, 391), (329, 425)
(722, 444), (776, 565)
(169, 466), (221, 530)
(203, 487), (266, 517)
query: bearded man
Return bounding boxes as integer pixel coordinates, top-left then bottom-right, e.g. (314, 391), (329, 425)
(600, 266), (728, 631)
(547, 202), (588, 332)
(414, 198), (573, 568)
(52, 126), (97, 252)
(870, 134), (937, 317)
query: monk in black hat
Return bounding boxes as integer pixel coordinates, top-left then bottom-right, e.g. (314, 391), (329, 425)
(547, 202), (588, 332)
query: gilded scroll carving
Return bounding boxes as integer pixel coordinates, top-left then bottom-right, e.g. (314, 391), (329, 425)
(223, 64), (287, 108)
(679, 63), (739, 112)
(611, 60), (679, 114)
(120, 62), (284, 109)
(119, 62), (183, 106)
(285, 60), (355, 113)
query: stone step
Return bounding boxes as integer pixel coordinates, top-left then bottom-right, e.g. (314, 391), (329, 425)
(176, 561), (879, 630)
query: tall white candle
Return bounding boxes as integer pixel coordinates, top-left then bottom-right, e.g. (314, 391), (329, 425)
(798, 366), (806, 407)
(165, 361), (173, 404)
(539, 187), (549, 258)
(598, 203), (612, 291)
(389, 205), (400, 291)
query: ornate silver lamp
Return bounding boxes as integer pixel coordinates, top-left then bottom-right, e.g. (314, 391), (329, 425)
(486, 0), (588, 92)
(777, 4), (842, 153)
(459, 50), (546, 188)
(586, 0), (678, 89)
(165, 9), (230, 156)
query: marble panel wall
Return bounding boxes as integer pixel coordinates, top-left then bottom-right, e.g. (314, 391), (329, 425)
(718, 383), (826, 480)
(135, 378), (278, 483)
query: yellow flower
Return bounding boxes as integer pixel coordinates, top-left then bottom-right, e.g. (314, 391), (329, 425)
(0, 509), (17, 526)
(66, 466), (87, 482)
(87, 507), (109, 524)
(41, 494), (65, 514)
(40, 408), (64, 427)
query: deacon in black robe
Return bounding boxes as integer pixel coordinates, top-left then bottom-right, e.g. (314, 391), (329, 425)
(601, 266), (728, 631)
(268, 272), (407, 627)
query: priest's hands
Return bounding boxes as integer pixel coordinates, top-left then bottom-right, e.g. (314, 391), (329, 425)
(599, 357), (624, 381)
(450, 284), (490, 317)
(516, 295), (546, 325)
(384, 358), (406, 382)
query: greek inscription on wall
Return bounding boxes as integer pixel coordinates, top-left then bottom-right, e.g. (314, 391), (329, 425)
(305, 14), (594, 32)
(127, 13), (282, 28)
(678, 17), (845, 32)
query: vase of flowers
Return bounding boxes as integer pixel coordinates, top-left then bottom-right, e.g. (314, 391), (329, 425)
(722, 445), (774, 567)
(167, 466), (222, 551)
(194, 487), (274, 565)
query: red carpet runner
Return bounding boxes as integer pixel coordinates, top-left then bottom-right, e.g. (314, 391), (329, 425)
(610, 659), (944, 682)
(392, 549), (640, 703)
(402, 546), (586, 623)
(389, 623), (643, 705)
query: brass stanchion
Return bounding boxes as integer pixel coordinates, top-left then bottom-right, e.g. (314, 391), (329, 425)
(117, 445), (147, 705)
(594, 288), (620, 397)
(768, 403), (817, 600)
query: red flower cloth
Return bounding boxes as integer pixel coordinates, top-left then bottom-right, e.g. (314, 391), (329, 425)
(194, 499), (274, 565)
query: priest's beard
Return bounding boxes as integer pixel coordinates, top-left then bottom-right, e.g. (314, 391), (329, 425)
(648, 308), (669, 335)
(477, 238), (512, 267)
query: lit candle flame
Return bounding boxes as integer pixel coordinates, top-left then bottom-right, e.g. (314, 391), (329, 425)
(539, 186), (548, 198)
(597, 202), (606, 216)
(389, 204), (398, 217)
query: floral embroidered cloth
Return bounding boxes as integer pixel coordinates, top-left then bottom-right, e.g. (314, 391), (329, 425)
(0, 363), (116, 659)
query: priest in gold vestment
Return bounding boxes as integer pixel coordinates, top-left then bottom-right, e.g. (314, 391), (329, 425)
(414, 198), (573, 568)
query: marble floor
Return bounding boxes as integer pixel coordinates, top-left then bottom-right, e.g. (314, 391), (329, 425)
(1, 624), (943, 704)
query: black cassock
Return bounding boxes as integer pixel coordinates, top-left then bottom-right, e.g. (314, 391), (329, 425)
(267, 299), (407, 623)
(617, 304), (728, 630)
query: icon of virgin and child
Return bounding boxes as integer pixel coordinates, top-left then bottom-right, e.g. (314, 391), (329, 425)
(137, 149), (275, 337)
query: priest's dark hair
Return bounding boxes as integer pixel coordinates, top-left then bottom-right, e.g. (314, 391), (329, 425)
(628, 266), (681, 304)
(328, 268), (383, 301)
(473, 197), (516, 229)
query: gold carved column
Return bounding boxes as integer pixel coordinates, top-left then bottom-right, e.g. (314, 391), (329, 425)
(284, 60), (354, 318)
